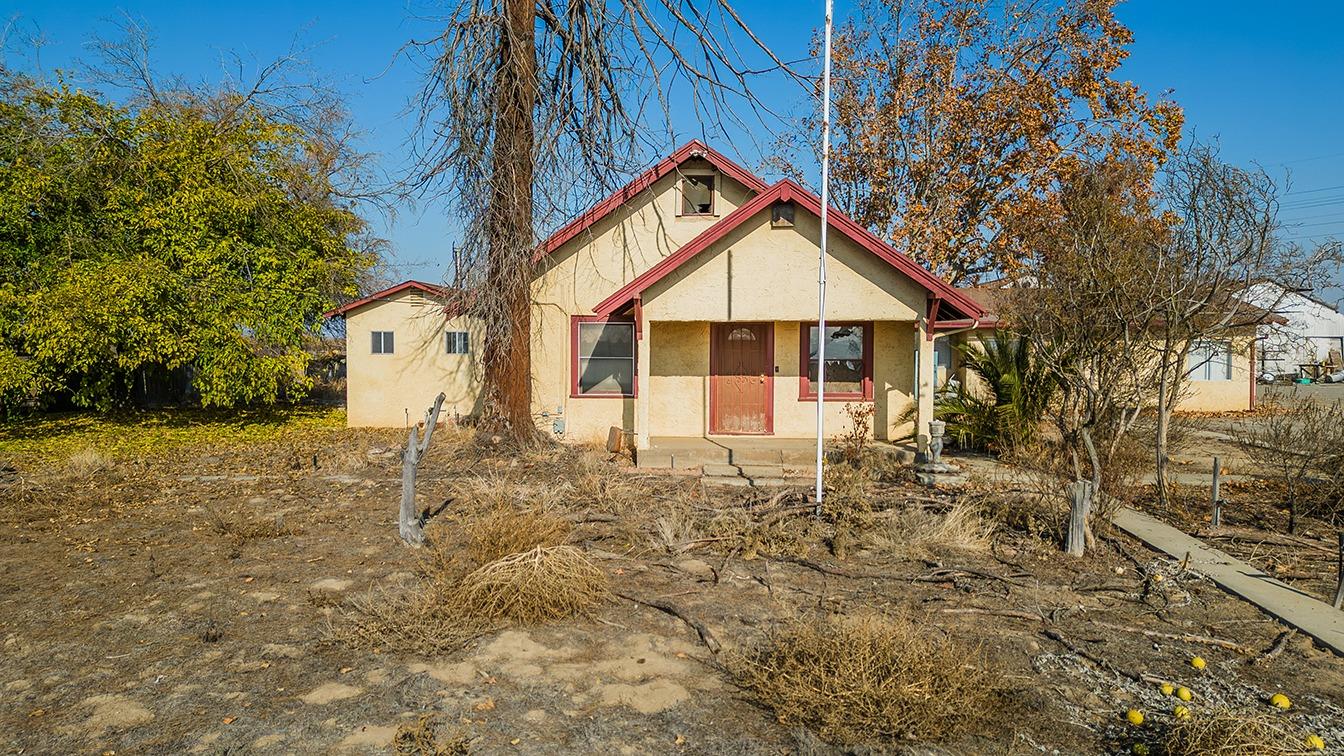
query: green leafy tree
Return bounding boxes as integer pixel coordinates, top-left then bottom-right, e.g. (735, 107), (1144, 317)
(0, 62), (377, 409)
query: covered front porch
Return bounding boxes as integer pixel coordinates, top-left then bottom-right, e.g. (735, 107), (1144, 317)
(628, 318), (942, 464)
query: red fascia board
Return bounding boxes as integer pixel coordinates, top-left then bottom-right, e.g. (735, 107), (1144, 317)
(593, 179), (984, 321)
(533, 140), (770, 264)
(323, 280), (452, 318)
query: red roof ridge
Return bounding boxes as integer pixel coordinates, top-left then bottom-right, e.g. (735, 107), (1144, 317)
(593, 179), (984, 321)
(324, 280), (453, 318)
(533, 140), (770, 263)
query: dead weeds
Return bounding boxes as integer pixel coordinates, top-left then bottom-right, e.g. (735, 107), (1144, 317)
(454, 545), (608, 623)
(732, 612), (1004, 746)
(1159, 706), (1316, 756)
(462, 506), (571, 566)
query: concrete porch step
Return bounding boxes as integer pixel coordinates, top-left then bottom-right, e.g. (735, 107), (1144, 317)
(701, 463), (815, 478)
(702, 474), (813, 488)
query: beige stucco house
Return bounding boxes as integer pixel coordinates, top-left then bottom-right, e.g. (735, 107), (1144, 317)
(938, 286), (1263, 413)
(326, 141), (986, 451)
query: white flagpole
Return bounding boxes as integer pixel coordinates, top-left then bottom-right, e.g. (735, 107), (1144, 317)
(815, 0), (834, 509)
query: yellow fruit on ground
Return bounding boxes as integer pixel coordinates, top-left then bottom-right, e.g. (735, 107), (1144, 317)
(1126, 709), (1144, 726)
(1160, 682), (1174, 696)
(1190, 656), (1206, 670)
(1306, 734), (1325, 751)
(1176, 687), (1193, 701)
(1173, 705), (1191, 720)
(1152, 574), (1164, 583)
(1132, 744), (1151, 756)
(1270, 693), (1291, 709)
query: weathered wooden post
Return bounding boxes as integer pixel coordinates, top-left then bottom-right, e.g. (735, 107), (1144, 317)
(1210, 456), (1223, 529)
(400, 392), (446, 546)
(1333, 531), (1344, 610)
(1065, 480), (1093, 557)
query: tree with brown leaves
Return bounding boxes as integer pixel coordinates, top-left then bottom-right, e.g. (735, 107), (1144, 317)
(807, 0), (1182, 284)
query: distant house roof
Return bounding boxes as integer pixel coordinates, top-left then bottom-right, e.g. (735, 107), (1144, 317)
(951, 284), (1289, 329)
(534, 139), (771, 263)
(593, 178), (984, 321)
(323, 280), (454, 318)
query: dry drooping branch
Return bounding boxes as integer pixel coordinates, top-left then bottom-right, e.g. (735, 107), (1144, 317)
(400, 0), (803, 441)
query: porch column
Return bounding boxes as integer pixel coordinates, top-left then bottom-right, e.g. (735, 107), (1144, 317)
(636, 320), (651, 450)
(915, 320), (935, 456)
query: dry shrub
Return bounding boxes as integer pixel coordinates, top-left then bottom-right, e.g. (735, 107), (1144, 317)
(1162, 707), (1310, 756)
(822, 462), (875, 525)
(864, 498), (996, 558)
(562, 447), (645, 513)
(733, 613), (1001, 746)
(464, 507), (570, 565)
(333, 584), (493, 654)
(394, 714), (470, 755)
(206, 508), (295, 541)
(64, 447), (112, 477)
(836, 402), (877, 467)
(454, 545), (608, 623)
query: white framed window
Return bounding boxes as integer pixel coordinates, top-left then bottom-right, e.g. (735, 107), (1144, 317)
(1187, 340), (1232, 381)
(572, 317), (635, 396)
(446, 331), (469, 354)
(371, 331), (395, 354)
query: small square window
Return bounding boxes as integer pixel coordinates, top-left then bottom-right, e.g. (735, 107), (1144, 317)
(446, 331), (470, 354)
(680, 175), (715, 215)
(371, 331), (394, 354)
(771, 202), (795, 227)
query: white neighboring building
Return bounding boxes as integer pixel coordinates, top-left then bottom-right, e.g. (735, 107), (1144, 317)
(1245, 282), (1344, 376)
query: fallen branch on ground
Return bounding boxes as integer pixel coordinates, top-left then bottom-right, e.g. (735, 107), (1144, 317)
(615, 591), (721, 654)
(1086, 620), (1253, 655)
(1252, 628), (1296, 665)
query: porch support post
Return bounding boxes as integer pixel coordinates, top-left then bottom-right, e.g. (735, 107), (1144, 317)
(915, 319), (935, 457)
(636, 319), (651, 450)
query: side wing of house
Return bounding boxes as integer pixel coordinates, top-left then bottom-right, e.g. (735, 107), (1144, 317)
(334, 284), (483, 427)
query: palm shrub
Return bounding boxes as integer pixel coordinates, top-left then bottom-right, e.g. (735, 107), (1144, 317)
(937, 335), (1055, 453)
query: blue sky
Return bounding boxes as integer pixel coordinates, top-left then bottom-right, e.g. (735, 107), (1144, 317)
(6, 1), (1343, 301)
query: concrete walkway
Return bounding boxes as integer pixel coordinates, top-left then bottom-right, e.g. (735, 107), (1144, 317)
(1113, 507), (1344, 656)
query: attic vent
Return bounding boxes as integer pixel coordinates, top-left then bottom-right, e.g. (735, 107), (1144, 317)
(771, 201), (795, 228)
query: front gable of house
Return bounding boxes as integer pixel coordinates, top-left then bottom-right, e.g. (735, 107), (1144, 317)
(531, 144), (767, 314)
(640, 201), (929, 322)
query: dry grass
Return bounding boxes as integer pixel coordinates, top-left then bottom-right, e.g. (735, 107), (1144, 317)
(1161, 707), (1312, 756)
(821, 462), (875, 525)
(733, 612), (1001, 746)
(393, 714), (471, 755)
(455, 545), (608, 623)
(463, 506), (571, 565)
(206, 507), (295, 541)
(864, 498), (996, 558)
(332, 584), (493, 654)
(63, 447), (112, 477)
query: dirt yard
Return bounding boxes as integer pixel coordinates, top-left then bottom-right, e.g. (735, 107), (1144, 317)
(2, 412), (1342, 754)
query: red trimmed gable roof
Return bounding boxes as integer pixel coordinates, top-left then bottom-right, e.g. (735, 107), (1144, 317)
(324, 280), (452, 318)
(592, 179), (984, 321)
(533, 140), (770, 263)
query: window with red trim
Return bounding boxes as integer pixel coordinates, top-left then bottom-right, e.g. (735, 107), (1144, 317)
(799, 322), (873, 400)
(571, 316), (636, 397)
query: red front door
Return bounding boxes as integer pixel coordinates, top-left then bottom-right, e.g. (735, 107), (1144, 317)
(710, 323), (773, 435)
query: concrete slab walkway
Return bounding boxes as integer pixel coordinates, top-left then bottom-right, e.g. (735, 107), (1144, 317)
(1113, 507), (1344, 656)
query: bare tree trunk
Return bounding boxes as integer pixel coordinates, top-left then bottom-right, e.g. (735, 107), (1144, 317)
(1065, 480), (1094, 557)
(1154, 354), (1171, 508)
(480, 0), (540, 443)
(400, 392), (446, 545)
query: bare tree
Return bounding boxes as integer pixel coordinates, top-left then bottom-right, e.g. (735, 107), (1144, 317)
(1004, 161), (1167, 552)
(401, 0), (802, 443)
(1146, 144), (1343, 507)
(1230, 392), (1344, 535)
